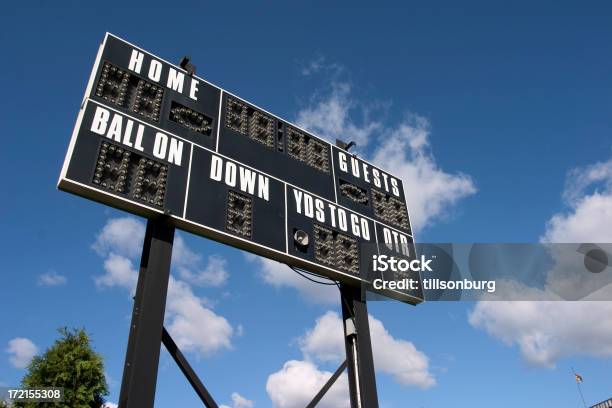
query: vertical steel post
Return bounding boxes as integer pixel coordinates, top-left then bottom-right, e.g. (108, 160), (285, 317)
(340, 284), (379, 408)
(118, 216), (175, 408)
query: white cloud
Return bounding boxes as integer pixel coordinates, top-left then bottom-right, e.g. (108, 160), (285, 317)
(300, 56), (344, 77)
(369, 314), (436, 388)
(6, 337), (38, 369)
(177, 253), (229, 287)
(295, 82), (475, 234)
(542, 156), (612, 243)
(103, 403), (118, 408)
(231, 392), (254, 408)
(247, 255), (338, 305)
(561, 156), (612, 205)
(469, 299), (612, 368)
(301, 57), (323, 76)
(93, 217), (234, 357)
(95, 253), (138, 291)
(197, 256), (230, 287)
(543, 193), (612, 243)
(166, 277), (233, 355)
(37, 271), (67, 286)
(296, 83), (381, 147)
(93, 219), (229, 288)
(266, 360), (349, 408)
(221, 392), (254, 408)
(299, 311), (344, 363)
(92, 217), (145, 258)
(267, 311), (435, 406)
(172, 235), (229, 287)
(470, 155), (612, 368)
(371, 117), (476, 233)
(172, 234), (201, 267)
(298, 311), (435, 389)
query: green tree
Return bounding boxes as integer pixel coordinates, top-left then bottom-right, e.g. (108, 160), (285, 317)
(15, 328), (108, 408)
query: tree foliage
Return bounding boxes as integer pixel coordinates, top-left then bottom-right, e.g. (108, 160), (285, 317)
(15, 328), (108, 408)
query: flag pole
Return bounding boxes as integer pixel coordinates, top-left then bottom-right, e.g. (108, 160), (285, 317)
(571, 367), (587, 408)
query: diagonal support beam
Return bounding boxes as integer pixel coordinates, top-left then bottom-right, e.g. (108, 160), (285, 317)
(305, 360), (348, 408)
(162, 327), (219, 408)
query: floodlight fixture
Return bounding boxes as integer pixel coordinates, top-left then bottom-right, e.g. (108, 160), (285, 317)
(336, 139), (356, 151)
(179, 55), (196, 76)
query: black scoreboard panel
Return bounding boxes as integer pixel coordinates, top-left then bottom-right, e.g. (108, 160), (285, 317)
(91, 35), (221, 150)
(184, 148), (286, 253)
(333, 147), (412, 235)
(58, 33), (423, 305)
(217, 94), (336, 201)
(64, 101), (190, 217)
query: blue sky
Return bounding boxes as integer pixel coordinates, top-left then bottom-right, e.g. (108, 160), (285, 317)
(2, 1), (612, 407)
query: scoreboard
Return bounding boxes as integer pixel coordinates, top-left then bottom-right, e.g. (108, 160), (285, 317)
(58, 33), (423, 305)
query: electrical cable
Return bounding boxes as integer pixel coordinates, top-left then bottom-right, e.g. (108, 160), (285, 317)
(288, 265), (338, 285)
(286, 265), (356, 319)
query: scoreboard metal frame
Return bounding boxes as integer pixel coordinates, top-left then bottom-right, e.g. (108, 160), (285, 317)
(58, 33), (423, 305)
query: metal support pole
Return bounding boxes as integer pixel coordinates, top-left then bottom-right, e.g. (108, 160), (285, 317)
(118, 216), (175, 408)
(340, 284), (379, 408)
(162, 327), (219, 408)
(305, 360), (347, 408)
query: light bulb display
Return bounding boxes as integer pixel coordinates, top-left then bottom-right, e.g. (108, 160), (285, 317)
(286, 127), (330, 173)
(226, 98), (275, 148)
(306, 138), (330, 173)
(287, 127), (307, 162)
(226, 191), (253, 238)
(248, 110), (274, 148)
(372, 188), (410, 231)
(95, 62), (130, 106)
(95, 61), (164, 123)
(132, 158), (168, 207)
(225, 97), (248, 135)
(225, 97), (330, 172)
(314, 224), (335, 267)
(335, 233), (359, 275)
(91, 141), (167, 208)
(339, 180), (368, 205)
(170, 101), (213, 136)
(92, 141), (130, 193)
(314, 224), (359, 275)
(131, 79), (163, 122)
